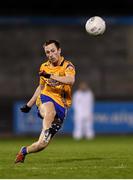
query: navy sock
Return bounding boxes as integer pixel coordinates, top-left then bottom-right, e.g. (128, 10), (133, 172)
(21, 147), (27, 155)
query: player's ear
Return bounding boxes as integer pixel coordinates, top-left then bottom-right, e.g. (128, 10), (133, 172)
(58, 48), (61, 54)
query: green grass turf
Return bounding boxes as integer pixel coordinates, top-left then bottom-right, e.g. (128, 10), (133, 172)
(0, 135), (133, 178)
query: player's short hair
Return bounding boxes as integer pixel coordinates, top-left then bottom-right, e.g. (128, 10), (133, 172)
(44, 40), (60, 49)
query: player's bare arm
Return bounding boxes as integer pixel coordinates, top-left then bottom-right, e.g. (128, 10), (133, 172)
(39, 71), (75, 85)
(39, 65), (75, 85)
(20, 85), (44, 113)
(27, 85), (44, 107)
(51, 73), (75, 85)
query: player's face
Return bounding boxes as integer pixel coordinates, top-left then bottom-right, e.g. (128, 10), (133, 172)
(44, 43), (61, 63)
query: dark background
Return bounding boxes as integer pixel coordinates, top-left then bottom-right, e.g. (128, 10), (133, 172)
(0, 0), (132, 16)
(0, 1), (133, 134)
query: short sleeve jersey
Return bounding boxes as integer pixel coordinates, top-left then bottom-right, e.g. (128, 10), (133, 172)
(36, 56), (75, 108)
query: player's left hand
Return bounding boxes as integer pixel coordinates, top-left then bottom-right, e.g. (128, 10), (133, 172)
(39, 71), (51, 78)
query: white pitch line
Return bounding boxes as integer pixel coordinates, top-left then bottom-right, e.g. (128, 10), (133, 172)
(0, 164), (127, 170)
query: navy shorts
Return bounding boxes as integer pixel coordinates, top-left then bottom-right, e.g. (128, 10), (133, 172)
(37, 94), (67, 122)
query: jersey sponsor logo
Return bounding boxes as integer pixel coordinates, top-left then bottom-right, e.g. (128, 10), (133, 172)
(46, 79), (61, 87)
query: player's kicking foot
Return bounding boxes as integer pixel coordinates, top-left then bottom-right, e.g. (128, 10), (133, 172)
(14, 147), (27, 163)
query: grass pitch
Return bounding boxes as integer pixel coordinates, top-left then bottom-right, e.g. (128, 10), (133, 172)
(0, 135), (133, 178)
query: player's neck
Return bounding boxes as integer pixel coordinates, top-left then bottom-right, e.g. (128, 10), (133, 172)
(51, 56), (63, 66)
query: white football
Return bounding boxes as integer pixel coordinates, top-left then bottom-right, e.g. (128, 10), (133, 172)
(85, 16), (106, 36)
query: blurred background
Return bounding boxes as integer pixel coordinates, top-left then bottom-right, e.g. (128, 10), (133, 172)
(1, 0), (133, 136)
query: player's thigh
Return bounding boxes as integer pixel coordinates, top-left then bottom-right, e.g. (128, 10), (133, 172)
(39, 101), (56, 118)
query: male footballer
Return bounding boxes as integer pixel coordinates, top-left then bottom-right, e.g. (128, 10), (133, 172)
(15, 40), (76, 163)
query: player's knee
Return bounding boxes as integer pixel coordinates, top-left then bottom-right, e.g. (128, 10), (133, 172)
(40, 109), (56, 120)
(45, 110), (56, 119)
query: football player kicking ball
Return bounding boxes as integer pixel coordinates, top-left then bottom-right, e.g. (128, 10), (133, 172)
(15, 40), (76, 163)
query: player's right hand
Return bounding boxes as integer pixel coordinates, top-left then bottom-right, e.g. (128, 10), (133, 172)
(20, 104), (31, 113)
